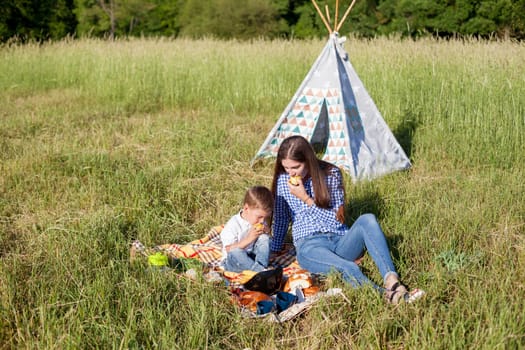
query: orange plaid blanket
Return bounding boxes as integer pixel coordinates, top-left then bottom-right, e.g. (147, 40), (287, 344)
(130, 225), (301, 283)
(130, 226), (345, 322)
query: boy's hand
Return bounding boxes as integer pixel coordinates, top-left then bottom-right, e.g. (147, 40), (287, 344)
(247, 227), (262, 241)
(253, 222), (270, 234)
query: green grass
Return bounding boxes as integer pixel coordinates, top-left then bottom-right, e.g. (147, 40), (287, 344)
(1, 36), (524, 349)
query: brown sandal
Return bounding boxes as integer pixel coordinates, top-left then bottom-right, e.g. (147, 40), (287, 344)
(385, 281), (409, 304)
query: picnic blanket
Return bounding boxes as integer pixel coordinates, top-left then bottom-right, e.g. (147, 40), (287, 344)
(130, 225), (302, 284)
(130, 225), (342, 321)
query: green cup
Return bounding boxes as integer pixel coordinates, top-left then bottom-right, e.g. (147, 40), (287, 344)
(148, 252), (169, 267)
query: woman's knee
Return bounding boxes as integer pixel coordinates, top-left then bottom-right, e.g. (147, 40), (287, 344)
(355, 213), (383, 233)
(357, 213), (377, 225)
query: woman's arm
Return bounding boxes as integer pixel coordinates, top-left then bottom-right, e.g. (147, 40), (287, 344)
(271, 178), (291, 252)
(303, 167), (344, 209)
(296, 167), (346, 226)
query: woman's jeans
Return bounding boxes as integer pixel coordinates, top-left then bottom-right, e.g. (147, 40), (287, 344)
(224, 234), (270, 273)
(296, 214), (397, 290)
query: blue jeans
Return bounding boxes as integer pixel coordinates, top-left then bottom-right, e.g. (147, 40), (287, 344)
(296, 214), (398, 290)
(224, 234), (270, 272)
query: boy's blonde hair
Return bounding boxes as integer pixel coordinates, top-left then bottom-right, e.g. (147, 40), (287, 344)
(244, 186), (273, 213)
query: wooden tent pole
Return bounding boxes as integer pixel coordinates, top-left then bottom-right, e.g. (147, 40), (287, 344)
(334, 0), (339, 31)
(325, 5), (332, 27)
(336, 0), (357, 32)
(311, 0), (332, 33)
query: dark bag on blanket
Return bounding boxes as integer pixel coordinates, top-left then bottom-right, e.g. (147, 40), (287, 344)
(243, 267), (283, 295)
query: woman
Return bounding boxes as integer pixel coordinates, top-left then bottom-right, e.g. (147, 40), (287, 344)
(270, 135), (423, 304)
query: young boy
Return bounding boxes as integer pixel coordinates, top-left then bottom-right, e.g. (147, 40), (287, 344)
(220, 186), (273, 273)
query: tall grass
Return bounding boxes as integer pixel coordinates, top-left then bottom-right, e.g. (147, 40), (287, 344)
(1, 36), (524, 349)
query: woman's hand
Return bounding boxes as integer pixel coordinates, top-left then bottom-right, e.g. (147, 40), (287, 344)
(287, 177), (305, 197)
(287, 178), (312, 205)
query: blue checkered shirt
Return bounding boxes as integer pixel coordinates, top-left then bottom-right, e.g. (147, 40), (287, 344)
(270, 166), (348, 252)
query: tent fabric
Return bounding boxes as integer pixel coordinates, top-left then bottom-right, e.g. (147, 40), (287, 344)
(252, 33), (411, 182)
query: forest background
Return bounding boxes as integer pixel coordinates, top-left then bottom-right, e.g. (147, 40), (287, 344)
(2, 0), (525, 42)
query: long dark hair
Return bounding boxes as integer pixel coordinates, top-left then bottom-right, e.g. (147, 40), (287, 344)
(271, 135), (335, 209)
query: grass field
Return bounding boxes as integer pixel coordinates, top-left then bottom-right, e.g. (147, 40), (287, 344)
(1, 36), (524, 349)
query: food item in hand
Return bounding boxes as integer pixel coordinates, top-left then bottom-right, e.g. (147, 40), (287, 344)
(288, 175), (301, 186)
(254, 223), (265, 230)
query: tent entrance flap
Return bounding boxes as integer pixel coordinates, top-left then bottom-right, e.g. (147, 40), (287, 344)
(310, 100), (329, 156)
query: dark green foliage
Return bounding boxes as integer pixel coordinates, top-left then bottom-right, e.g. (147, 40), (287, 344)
(177, 0), (285, 39)
(373, 0), (525, 38)
(2, 0), (525, 42)
(0, 0), (77, 42)
(73, 0), (165, 38)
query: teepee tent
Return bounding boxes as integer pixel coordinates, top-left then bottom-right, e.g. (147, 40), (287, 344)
(251, 0), (411, 182)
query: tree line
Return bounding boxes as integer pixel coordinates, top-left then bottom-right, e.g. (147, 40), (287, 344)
(2, 0), (525, 42)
